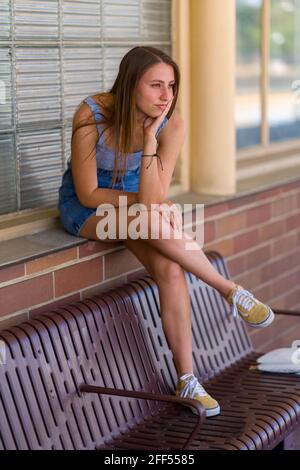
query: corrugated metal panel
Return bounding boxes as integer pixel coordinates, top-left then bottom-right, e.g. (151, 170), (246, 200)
(63, 47), (103, 121)
(0, 48), (12, 130)
(0, 134), (17, 214)
(15, 48), (61, 127)
(142, 0), (171, 41)
(103, 0), (140, 38)
(62, 0), (101, 40)
(0, 0), (10, 39)
(103, 46), (133, 89)
(14, 0), (59, 39)
(19, 129), (63, 209)
(1, 0), (171, 214)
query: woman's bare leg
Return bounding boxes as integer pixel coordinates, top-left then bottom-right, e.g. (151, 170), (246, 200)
(79, 209), (235, 377)
(79, 208), (236, 298)
(124, 238), (193, 377)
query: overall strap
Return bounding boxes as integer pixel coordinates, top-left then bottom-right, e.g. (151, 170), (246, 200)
(83, 96), (105, 142)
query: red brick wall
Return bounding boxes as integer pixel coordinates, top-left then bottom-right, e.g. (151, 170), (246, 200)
(0, 179), (300, 354)
(0, 242), (146, 328)
(204, 180), (300, 352)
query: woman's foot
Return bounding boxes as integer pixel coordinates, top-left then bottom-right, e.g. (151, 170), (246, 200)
(176, 373), (220, 417)
(226, 284), (275, 328)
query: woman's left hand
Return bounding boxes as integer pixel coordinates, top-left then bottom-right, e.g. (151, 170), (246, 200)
(155, 199), (183, 232)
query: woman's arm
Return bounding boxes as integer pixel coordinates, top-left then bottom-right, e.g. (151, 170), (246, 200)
(71, 103), (138, 209)
(156, 112), (185, 202)
(138, 103), (185, 208)
(138, 134), (163, 207)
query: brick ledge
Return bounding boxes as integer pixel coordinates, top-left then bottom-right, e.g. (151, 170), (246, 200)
(1, 173), (300, 271)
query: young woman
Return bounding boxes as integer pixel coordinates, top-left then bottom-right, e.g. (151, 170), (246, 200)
(58, 46), (274, 417)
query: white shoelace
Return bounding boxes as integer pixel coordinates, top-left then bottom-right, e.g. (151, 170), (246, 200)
(231, 287), (257, 318)
(178, 374), (207, 398)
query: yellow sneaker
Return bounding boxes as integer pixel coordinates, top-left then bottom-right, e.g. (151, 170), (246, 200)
(226, 284), (274, 328)
(176, 373), (220, 417)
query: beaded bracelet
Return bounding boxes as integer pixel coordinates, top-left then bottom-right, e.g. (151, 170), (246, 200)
(141, 153), (164, 171)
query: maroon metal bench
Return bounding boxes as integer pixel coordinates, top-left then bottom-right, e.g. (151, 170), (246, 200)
(0, 251), (300, 450)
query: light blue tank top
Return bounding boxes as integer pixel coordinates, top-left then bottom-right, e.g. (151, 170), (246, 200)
(83, 96), (169, 171)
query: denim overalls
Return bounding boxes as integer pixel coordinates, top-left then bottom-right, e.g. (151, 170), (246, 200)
(58, 96), (168, 236)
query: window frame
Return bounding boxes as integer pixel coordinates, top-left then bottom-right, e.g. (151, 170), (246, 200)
(236, 0), (300, 162)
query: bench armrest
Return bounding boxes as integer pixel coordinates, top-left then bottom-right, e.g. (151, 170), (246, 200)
(272, 308), (300, 317)
(80, 384), (206, 450)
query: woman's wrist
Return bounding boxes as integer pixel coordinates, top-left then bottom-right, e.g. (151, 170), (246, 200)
(143, 135), (157, 155)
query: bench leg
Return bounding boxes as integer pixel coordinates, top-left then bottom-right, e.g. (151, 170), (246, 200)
(281, 426), (300, 450)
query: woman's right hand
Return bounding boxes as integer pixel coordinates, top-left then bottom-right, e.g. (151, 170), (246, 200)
(142, 98), (173, 140)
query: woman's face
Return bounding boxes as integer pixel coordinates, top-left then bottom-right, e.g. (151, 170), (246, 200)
(135, 62), (175, 120)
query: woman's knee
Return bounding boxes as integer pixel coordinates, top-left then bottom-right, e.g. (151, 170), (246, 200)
(143, 209), (173, 240)
(153, 258), (183, 284)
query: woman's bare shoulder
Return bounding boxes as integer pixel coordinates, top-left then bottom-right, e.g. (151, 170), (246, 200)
(157, 110), (185, 147)
(72, 92), (112, 126)
(72, 102), (93, 129)
(168, 109), (184, 128)
(72, 99), (100, 141)
(160, 110), (184, 136)
(91, 92), (114, 118)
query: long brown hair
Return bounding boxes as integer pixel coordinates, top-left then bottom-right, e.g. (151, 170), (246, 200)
(71, 46), (180, 187)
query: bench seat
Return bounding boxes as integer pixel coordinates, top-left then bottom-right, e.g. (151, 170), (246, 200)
(102, 353), (300, 450)
(1, 251), (300, 450)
